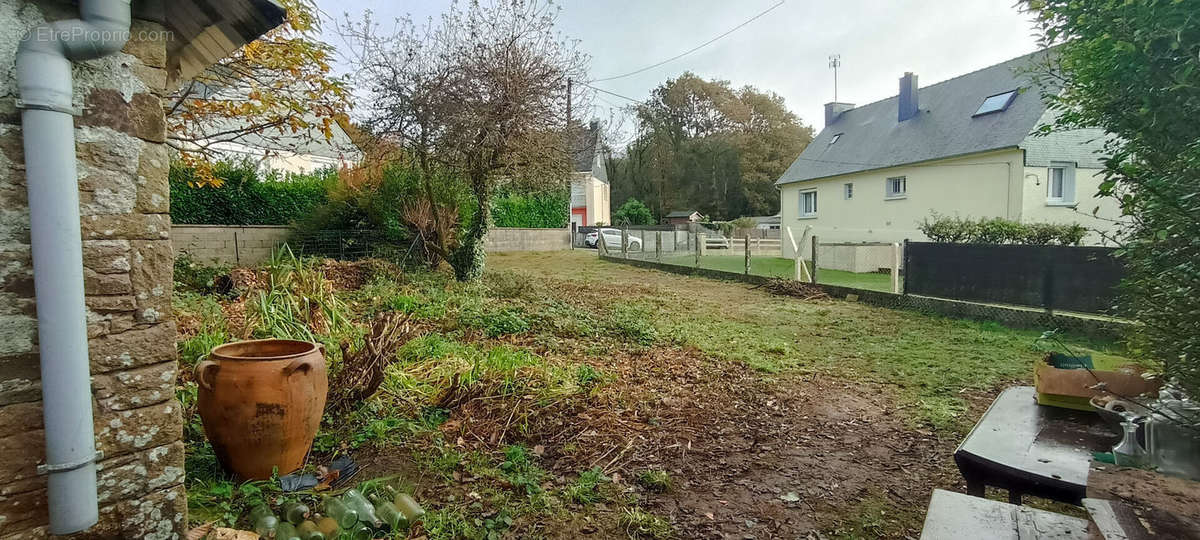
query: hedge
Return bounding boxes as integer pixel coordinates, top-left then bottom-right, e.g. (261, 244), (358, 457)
(170, 161), (334, 225)
(917, 214), (1088, 245)
(491, 191), (568, 228)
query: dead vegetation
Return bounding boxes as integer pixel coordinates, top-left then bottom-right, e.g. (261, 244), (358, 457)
(761, 278), (831, 301)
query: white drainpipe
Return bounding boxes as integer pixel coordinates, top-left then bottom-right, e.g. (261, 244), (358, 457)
(16, 0), (131, 534)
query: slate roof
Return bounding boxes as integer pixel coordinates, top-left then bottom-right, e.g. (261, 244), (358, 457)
(573, 122), (600, 173)
(777, 49), (1058, 185)
(665, 210), (700, 218)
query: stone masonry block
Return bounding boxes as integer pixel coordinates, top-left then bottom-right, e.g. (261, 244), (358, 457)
(82, 213), (170, 241)
(92, 360), (176, 412)
(93, 399), (182, 460)
(129, 240), (172, 324)
(88, 321), (176, 373)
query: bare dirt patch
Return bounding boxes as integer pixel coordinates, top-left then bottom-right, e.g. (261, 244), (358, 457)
(419, 342), (963, 538)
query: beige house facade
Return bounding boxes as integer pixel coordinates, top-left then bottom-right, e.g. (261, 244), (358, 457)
(778, 50), (1123, 257)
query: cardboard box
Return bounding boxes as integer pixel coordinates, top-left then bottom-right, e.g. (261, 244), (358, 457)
(1034, 356), (1160, 411)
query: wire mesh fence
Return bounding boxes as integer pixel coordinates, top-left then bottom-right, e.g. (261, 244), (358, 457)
(281, 229), (428, 265)
(597, 226), (904, 293)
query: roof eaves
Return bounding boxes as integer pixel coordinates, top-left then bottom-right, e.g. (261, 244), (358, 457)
(775, 145), (1022, 186)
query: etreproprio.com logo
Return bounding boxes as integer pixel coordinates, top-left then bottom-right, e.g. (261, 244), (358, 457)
(23, 26), (174, 43)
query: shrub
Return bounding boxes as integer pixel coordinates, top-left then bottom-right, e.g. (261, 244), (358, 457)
(917, 213), (1087, 245)
(612, 198), (655, 226)
(491, 190), (569, 228)
(170, 160), (333, 225)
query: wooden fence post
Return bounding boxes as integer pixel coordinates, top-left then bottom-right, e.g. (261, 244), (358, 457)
(695, 233), (703, 267)
(891, 242), (901, 294)
(902, 239), (910, 295)
(621, 228), (628, 258)
(810, 235), (819, 284)
(655, 231), (662, 260)
(744, 233), (751, 275)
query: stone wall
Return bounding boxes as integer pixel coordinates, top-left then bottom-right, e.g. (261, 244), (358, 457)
(173, 225), (291, 266)
(0, 2), (184, 538)
(483, 227), (571, 253)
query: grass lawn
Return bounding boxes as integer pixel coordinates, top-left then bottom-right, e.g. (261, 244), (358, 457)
(658, 254), (898, 292)
(176, 250), (1140, 539)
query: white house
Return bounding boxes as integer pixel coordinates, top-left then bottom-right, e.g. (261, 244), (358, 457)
(570, 121), (611, 227)
(178, 77), (362, 174)
(776, 49), (1123, 257)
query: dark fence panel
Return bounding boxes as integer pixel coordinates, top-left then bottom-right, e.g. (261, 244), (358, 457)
(285, 229), (422, 263)
(904, 242), (1122, 313)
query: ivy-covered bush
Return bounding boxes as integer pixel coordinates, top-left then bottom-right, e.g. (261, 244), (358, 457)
(491, 191), (568, 228)
(170, 160), (334, 225)
(917, 214), (1087, 245)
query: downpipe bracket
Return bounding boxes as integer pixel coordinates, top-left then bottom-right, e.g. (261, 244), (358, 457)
(15, 99), (81, 116)
(37, 451), (103, 475)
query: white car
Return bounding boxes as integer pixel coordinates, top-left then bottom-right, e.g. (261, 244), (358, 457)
(585, 228), (642, 251)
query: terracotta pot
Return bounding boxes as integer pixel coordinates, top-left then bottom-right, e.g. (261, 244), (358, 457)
(195, 339), (327, 480)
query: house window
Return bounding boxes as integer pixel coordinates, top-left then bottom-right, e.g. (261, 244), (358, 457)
(829, 133), (842, 145)
(1047, 162), (1076, 204)
(844, 183), (853, 199)
(885, 176), (907, 199)
(799, 189), (818, 218)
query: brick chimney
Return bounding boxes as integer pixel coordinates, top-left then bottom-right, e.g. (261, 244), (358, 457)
(824, 102), (855, 127)
(898, 72), (919, 122)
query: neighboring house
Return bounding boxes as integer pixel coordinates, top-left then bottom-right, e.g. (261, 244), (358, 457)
(776, 49), (1122, 256)
(570, 121), (611, 227)
(664, 210), (705, 225)
(0, 0), (285, 537)
(181, 80), (362, 174)
(206, 119), (361, 174)
(749, 214), (781, 231)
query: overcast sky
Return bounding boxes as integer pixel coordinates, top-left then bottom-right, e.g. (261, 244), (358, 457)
(318, 0), (1042, 137)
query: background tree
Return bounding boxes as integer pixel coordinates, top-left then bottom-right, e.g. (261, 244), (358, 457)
(606, 73), (812, 220)
(611, 198), (655, 226)
(167, 0), (351, 186)
(343, 0), (587, 281)
(1021, 0), (1200, 397)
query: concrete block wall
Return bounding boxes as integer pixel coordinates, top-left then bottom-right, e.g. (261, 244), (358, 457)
(483, 227), (571, 253)
(0, 3), (185, 538)
(172, 225), (291, 266)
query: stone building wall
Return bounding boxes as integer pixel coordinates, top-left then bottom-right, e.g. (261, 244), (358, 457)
(0, 1), (184, 538)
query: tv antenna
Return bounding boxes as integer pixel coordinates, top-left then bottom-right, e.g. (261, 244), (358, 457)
(828, 54), (842, 101)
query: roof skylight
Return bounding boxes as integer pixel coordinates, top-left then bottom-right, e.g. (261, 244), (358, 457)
(973, 90), (1018, 116)
(828, 133), (842, 144)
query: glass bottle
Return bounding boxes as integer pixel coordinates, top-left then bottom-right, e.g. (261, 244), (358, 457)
(274, 522), (302, 540)
(342, 489), (382, 528)
(296, 519), (325, 540)
(322, 496), (358, 529)
(394, 493), (425, 524)
(1147, 401), (1200, 480)
(1112, 419), (1148, 468)
(312, 513), (339, 538)
(349, 524), (374, 540)
(282, 501), (312, 524)
(369, 493), (406, 531)
(250, 504), (279, 539)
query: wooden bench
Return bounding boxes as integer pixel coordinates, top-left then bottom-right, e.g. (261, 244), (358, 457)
(954, 386), (1116, 505)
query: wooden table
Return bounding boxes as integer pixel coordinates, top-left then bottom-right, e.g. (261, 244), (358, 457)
(954, 386), (1117, 505)
(920, 489), (1090, 539)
